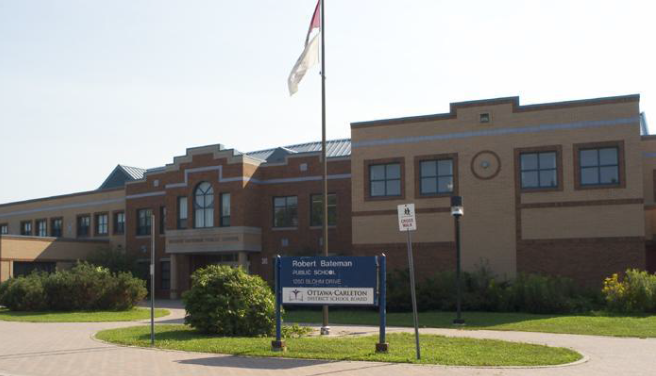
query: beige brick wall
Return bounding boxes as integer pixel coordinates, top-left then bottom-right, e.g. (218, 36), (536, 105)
(352, 96), (642, 280)
(0, 188), (126, 248)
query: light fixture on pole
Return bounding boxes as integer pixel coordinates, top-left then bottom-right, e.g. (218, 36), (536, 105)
(450, 196), (465, 325)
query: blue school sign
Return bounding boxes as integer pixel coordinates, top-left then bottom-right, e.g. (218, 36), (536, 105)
(272, 255), (389, 352)
(279, 256), (378, 306)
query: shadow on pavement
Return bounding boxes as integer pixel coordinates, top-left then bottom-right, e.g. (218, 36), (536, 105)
(176, 355), (333, 370)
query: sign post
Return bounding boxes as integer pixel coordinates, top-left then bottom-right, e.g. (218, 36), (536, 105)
(375, 254), (388, 353)
(150, 213), (156, 346)
(273, 255), (385, 352)
(397, 203), (421, 360)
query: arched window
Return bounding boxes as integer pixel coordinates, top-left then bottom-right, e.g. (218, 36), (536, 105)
(194, 182), (214, 228)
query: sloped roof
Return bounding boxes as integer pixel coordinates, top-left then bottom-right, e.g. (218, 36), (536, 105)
(246, 139), (351, 162)
(98, 165), (147, 190)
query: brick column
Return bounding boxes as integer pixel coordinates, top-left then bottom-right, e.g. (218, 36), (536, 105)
(169, 253), (178, 299)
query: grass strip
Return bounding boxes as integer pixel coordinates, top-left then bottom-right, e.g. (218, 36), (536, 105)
(96, 324), (581, 366)
(0, 307), (170, 322)
(283, 310), (656, 338)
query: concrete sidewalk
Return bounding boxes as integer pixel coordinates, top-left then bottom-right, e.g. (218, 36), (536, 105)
(0, 303), (654, 376)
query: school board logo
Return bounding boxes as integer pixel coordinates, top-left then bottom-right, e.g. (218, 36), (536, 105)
(289, 289), (303, 301)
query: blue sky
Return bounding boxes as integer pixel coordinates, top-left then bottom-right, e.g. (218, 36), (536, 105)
(1, 0), (654, 204)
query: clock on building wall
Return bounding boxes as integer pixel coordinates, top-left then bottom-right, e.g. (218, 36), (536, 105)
(470, 150), (501, 180)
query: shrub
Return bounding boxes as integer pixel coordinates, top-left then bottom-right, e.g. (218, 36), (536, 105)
(0, 262), (146, 312)
(183, 265), (276, 337)
(603, 269), (656, 313)
(0, 273), (48, 311)
(386, 267), (596, 314)
(386, 269), (412, 312)
(507, 273), (583, 314)
(87, 246), (140, 276)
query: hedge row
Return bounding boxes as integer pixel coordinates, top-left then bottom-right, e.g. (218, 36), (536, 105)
(0, 262), (147, 311)
(387, 267), (602, 314)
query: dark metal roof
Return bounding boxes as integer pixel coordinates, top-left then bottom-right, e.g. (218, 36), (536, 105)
(246, 139), (351, 162)
(119, 165), (147, 180)
(98, 165), (147, 190)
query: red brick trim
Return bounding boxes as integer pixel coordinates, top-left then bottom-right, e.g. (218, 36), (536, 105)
(363, 157), (406, 201)
(520, 198), (643, 209)
(573, 140), (626, 190)
(414, 153), (458, 198)
(518, 236), (644, 245)
(514, 145), (564, 193)
(352, 207), (451, 217)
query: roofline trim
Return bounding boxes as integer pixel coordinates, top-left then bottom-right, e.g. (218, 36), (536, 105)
(351, 94), (640, 129)
(0, 187), (124, 209)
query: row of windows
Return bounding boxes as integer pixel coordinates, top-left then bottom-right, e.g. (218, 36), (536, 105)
(368, 146), (621, 198)
(274, 194), (337, 228)
(1, 212), (126, 238)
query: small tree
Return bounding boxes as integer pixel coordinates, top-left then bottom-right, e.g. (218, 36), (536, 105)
(183, 265), (276, 337)
(88, 246), (140, 276)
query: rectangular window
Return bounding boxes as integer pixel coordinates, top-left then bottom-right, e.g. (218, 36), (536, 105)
(177, 196), (188, 229)
(36, 219), (47, 237)
(137, 209), (152, 236)
(419, 159), (454, 195)
(160, 261), (171, 290)
(520, 151), (558, 189)
(579, 147), (620, 186)
(369, 163), (401, 197)
(273, 196), (298, 228)
(220, 193), (231, 227)
(113, 212), (125, 235)
(50, 218), (63, 237)
(95, 213), (108, 236)
(159, 206), (166, 235)
(0, 224), (7, 235)
(20, 221), (32, 236)
(311, 194), (337, 226)
(77, 215), (90, 237)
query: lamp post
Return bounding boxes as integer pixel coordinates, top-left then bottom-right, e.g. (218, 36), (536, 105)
(450, 196), (465, 325)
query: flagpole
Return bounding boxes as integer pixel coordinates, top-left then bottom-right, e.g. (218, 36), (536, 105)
(320, 0), (330, 336)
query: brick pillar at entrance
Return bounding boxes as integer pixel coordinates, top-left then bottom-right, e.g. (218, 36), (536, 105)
(169, 253), (178, 299)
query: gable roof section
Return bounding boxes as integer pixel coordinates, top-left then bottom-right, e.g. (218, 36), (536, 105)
(99, 165), (147, 190)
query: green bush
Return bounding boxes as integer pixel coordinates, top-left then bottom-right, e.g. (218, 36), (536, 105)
(507, 273), (588, 314)
(0, 262), (146, 311)
(183, 265), (276, 337)
(87, 246), (140, 276)
(387, 267), (597, 314)
(0, 273), (48, 311)
(603, 269), (656, 313)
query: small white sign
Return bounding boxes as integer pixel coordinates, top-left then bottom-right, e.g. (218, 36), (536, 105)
(150, 264), (154, 276)
(282, 287), (374, 305)
(397, 203), (417, 232)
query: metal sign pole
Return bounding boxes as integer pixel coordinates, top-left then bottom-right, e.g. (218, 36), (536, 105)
(376, 254), (389, 353)
(272, 255), (285, 351)
(150, 213), (155, 346)
(406, 230), (421, 360)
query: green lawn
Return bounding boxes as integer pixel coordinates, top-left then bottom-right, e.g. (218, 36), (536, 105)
(0, 307), (170, 322)
(96, 324), (581, 366)
(283, 310), (656, 338)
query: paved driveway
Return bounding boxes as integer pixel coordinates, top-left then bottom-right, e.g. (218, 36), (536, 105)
(1, 302), (655, 376)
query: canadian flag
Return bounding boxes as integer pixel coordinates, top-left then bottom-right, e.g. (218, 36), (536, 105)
(288, 0), (320, 95)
